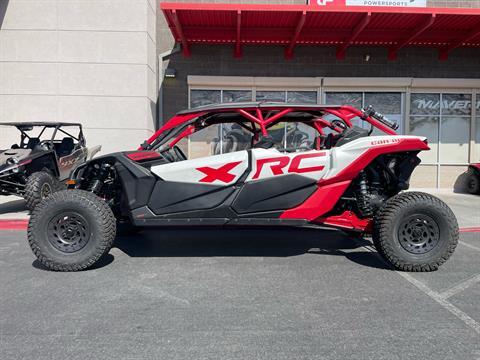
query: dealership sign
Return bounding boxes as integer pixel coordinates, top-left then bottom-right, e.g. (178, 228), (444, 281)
(346, 0), (426, 6)
(311, 0), (427, 7)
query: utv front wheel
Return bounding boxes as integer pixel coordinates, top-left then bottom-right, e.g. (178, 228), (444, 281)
(466, 170), (480, 194)
(28, 190), (116, 271)
(24, 171), (63, 211)
(373, 192), (458, 272)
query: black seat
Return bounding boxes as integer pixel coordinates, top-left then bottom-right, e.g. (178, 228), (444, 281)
(57, 137), (75, 157)
(26, 138), (40, 150)
(253, 135), (276, 149)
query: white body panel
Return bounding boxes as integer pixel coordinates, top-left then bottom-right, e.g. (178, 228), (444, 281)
(150, 135), (426, 185)
(325, 135), (426, 180)
(151, 150), (249, 185)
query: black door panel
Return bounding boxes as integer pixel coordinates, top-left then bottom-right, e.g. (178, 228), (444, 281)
(232, 174), (316, 214)
(148, 181), (236, 215)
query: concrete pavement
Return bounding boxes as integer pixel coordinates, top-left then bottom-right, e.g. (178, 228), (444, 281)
(0, 227), (479, 359)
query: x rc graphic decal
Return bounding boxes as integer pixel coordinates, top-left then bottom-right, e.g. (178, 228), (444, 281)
(197, 161), (242, 183)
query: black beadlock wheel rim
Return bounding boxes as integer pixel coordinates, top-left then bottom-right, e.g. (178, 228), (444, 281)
(468, 177), (478, 191)
(41, 183), (52, 199)
(398, 214), (440, 254)
(47, 212), (91, 253)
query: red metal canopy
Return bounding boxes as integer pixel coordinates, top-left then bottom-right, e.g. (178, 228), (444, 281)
(161, 2), (480, 60)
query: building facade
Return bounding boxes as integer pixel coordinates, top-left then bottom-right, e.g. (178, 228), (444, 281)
(0, 0), (157, 154)
(1, 0), (479, 189)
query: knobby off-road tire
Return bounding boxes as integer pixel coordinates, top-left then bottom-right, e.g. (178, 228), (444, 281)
(372, 192), (459, 272)
(24, 171), (65, 211)
(28, 190), (116, 271)
(466, 170), (480, 194)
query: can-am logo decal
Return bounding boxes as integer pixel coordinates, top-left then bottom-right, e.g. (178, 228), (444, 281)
(370, 138), (400, 146)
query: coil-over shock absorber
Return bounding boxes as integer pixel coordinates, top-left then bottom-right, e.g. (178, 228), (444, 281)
(356, 170), (374, 218)
(87, 163), (111, 195)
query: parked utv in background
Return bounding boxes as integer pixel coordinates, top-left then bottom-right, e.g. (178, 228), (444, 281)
(0, 122), (101, 210)
(27, 103), (459, 272)
(466, 163), (480, 194)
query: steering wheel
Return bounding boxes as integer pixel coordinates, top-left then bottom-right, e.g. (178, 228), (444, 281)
(36, 141), (52, 151)
(331, 119), (347, 132)
(173, 146), (187, 161)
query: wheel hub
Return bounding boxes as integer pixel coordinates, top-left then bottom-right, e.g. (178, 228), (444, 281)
(398, 214), (440, 254)
(47, 212), (90, 253)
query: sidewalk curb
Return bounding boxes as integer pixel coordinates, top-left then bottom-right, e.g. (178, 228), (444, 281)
(0, 219), (28, 231)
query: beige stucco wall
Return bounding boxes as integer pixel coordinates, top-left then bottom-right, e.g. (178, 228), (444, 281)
(0, 0), (157, 154)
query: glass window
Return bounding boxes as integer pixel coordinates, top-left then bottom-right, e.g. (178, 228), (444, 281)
(287, 91), (317, 104)
(326, 92), (403, 134)
(189, 124), (222, 159)
(409, 116), (439, 164)
(364, 92), (402, 114)
(190, 90), (221, 108)
(325, 92), (362, 108)
(440, 116), (470, 164)
(256, 91), (286, 102)
(440, 94), (471, 164)
(476, 94), (480, 160)
(285, 123), (317, 149)
(410, 93), (440, 116)
(213, 123), (253, 155)
(410, 93), (472, 165)
(441, 94), (471, 116)
(222, 90), (252, 103)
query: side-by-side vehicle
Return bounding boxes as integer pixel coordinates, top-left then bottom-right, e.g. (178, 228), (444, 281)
(27, 103), (459, 272)
(0, 122), (100, 210)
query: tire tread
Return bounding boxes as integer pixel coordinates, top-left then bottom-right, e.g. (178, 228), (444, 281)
(372, 191), (459, 272)
(28, 190), (116, 271)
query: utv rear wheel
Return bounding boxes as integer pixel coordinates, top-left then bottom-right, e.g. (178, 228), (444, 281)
(24, 171), (64, 211)
(372, 192), (458, 272)
(466, 170), (480, 194)
(28, 190), (116, 271)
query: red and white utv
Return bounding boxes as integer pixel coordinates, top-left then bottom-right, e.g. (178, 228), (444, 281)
(27, 103), (459, 272)
(466, 163), (480, 194)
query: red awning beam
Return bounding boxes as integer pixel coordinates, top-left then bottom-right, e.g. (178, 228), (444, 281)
(388, 14), (436, 61)
(336, 12), (371, 60)
(172, 9), (190, 57)
(161, 3), (480, 61)
(439, 22), (480, 60)
(285, 11), (306, 59)
(235, 10), (242, 58)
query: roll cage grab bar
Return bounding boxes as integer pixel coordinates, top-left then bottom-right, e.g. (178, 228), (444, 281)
(140, 105), (398, 151)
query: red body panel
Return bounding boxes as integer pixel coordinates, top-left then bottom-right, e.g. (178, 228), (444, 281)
(280, 137), (429, 226)
(280, 180), (351, 221)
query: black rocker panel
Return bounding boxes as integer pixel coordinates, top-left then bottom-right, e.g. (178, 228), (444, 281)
(232, 174), (316, 214)
(148, 181), (236, 215)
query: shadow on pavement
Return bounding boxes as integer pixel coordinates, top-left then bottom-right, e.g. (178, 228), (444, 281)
(0, 198), (27, 215)
(114, 227), (392, 270)
(32, 254), (115, 271)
